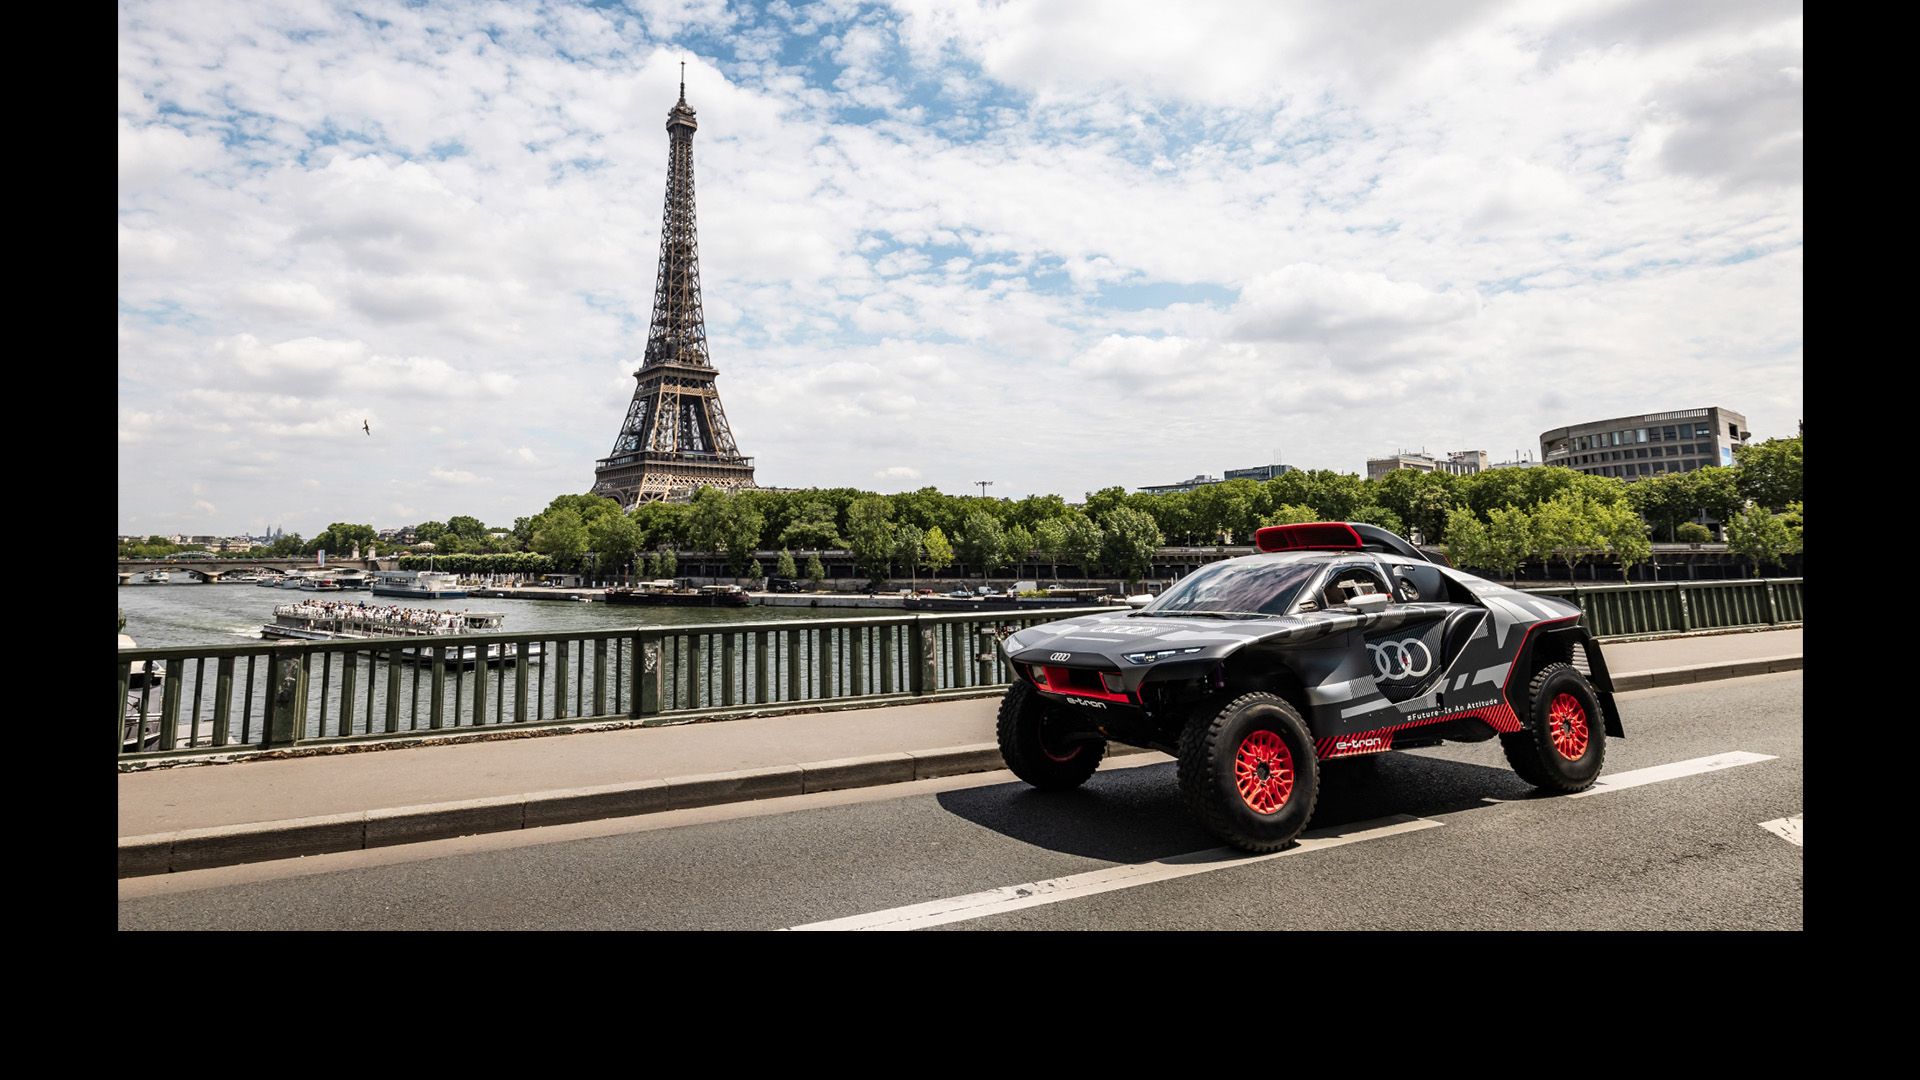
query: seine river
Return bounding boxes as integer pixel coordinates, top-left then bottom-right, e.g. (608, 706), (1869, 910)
(117, 579), (829, 648)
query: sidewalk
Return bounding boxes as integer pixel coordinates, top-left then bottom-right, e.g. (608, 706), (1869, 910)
(119, 628), (1800, 873)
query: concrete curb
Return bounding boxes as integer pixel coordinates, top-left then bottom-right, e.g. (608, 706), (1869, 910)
(117, 657), (1798, 878)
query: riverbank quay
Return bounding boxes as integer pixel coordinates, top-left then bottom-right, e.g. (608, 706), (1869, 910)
(119, 628), (1800, 876)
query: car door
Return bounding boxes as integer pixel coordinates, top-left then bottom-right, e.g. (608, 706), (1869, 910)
(1319, 558), (1455, 705)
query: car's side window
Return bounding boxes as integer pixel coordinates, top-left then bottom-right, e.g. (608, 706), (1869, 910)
(1321, 566), (1392, 608)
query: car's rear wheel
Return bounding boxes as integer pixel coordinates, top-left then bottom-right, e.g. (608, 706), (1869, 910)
(1178, 692), (1320, 852)
(1500, 662), (1607, 792)
(996, 680), (1105, 789)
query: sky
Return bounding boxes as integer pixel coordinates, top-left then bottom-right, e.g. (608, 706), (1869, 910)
(117, 0), (1804, 537)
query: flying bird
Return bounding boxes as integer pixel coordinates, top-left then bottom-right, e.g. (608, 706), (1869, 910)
(363, 420), (371, 436)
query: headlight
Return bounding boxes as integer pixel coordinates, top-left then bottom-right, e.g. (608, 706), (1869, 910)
(1124, 647), (1202, 665)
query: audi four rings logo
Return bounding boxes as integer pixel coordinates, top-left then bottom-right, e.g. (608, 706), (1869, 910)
(1048, 652), (1072, 662)
(1368, 639), (1432, 680)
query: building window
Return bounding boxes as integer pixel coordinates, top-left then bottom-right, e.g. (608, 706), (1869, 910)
(1638, 463), (1651, 476)
(1664, 426), (1678, 440)
(1695, 424), (1711, 438)
(1637, 428), (1648, 442)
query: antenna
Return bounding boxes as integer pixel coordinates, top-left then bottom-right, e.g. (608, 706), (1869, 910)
(679, 59), (686, 102)
(975, 480), (994, 499)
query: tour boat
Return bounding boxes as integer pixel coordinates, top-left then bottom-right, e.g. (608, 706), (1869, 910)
(371, 569), (469, 599)
(260, 601), (539, 667)
(144, 569), (170, 584)
(604, 581), (753, 607)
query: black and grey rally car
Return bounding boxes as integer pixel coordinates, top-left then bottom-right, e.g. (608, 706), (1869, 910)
(995, 522), (1623, 852)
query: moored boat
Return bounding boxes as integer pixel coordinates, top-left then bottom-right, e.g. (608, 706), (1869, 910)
(371, 570), (469, 599)
(259, 600), (539, 667)
(604, 581), (753, 607)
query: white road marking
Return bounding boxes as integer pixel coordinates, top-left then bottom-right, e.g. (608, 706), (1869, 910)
(1568, 750), (1776, 798)
(1759, 814), (1802, 846)
(787, 814), (1442, 932)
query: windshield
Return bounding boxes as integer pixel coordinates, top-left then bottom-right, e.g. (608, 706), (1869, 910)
(1139, 559), (1323, 617)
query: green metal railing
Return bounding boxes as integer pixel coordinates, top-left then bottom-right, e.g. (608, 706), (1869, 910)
(117, 607), (1120, 762)
(1529, 577), (1803, 639)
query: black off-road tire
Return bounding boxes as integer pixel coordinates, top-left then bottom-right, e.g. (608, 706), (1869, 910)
(1500, 662), (1607, 792)
(996, 680), (1106, 790)
(1177, 692), (1320, 852)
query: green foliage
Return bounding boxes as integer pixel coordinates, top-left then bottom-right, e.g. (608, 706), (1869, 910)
(444, 515), (487, 540)
(1532, 494), (1604, 579)
(957, 510), (1008, 576)
(804, 552), (826, 585)
(1484, 505), (1535, 584)
(1348, 504), (1405, 537)
(1261, 504), (1320, 526)
(1726, 505), (1796, 575)
(893, 524), (925, 581)
(395, 552), (553, 575)
(587, 510), (642, 575)
(775, 548), (799, 579)
(1734, 436), (1803, 511)
(747, 559), (764, 583)
(921, 526), (955, 575)
(1099, 506), (1163, 584)
(656, 546), (678, 579)
(1626, 472), (1701, 541)
(1676, 522), (1713, 543)
(1060, 513), (1102, 576)
(1780, 501), (1803, 552)
(1033, 518), (1069, 577)
(845, 496), (898, 584)
(687, 488), (764, 573)
(307, 522), (376, 557)
(1594, 501), (1652, 580)
(530, 508), (587, 569)
(778, 497), (844, 550)
(1441, 508), (1491, 572)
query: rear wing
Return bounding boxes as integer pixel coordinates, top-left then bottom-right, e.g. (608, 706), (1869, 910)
(1252, 521), (1433, 562)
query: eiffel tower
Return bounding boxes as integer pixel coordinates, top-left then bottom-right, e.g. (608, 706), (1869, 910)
(593, 68), (755, 507)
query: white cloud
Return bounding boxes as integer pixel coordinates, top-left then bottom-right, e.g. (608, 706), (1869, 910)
(116, 0), (1800, 533)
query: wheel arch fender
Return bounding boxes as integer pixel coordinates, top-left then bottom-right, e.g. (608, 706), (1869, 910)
(1527, 623), (1624, 738)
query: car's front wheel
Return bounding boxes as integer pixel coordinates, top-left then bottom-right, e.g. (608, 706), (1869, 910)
(1177, 692), (1320, 852)
(996, 680), (1105, 789)
(1500, 662), (1607, 792)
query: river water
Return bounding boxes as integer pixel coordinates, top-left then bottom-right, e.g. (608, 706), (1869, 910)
(117, 579), (827, 648)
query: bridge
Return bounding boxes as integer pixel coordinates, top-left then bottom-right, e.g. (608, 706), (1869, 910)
(118, 558), (394, 582)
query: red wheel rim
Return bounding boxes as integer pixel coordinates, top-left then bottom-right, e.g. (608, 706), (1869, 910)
(1548, 693), (1590, 761)
(1234, 730), (1294, 814)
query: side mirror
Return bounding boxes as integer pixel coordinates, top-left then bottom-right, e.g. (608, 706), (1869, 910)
(1347, 592), (1391, 609)
(1126, 595), (1151, 609)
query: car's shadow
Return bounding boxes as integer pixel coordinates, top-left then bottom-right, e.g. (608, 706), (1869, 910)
(935, 752), (1538, 863)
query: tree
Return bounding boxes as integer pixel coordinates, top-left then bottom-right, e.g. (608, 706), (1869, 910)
(1595, 501), (1652, 581)
(1781, 500), (1803, 553)
(641, 552), (658, 579)
(747, 559), (764, 584)
(1734, 436), (1802, 511)
(804, 552), (827, 588)
(845, 496), (898, 584)
(1348, 504), (1406, 537)
(445, 515), (487, 541)
(1626, 472), (1700, 541)
(1099, 506), (1163, 585)
(1441, 508), (1491, 573)
(957, 510), (1008, 579)
(1033, 518), (1068, 580)
(1689, 467), (1744, 528)
(894, 524), (925, 587)
(656, 546), (678, 580)
(587, 510), (642, 582)
(1726, 505), (1795, 576)
(922, 526), (955, 578)
(778, 498), (843, 550)
(1004, 524), (1035, 574)
(1262, 504), (1319, 526)
(1083, 485), (1131, 523)
(1676, 522), (1712, 543)
(1061, 513), (1102, 576)
(1484, 505), (1534, 585)
(530, 508), (587, 569)
(1532, 495), (1603, 581)
(775, 548), (799, 580)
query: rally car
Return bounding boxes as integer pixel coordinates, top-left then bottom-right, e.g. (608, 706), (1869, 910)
(995, 521), (1623, 852)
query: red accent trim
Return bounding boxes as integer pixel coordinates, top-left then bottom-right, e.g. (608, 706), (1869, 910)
(1499, 616), (1577, 717)
(1253, 522), (1364, 553)
(1037, 665), (1133, 704)
(1234, 730), (1295, 814)
(1549, 693), (1589, 760)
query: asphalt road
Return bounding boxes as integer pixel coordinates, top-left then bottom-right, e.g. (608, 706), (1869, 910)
(117, 672), (1803, 930)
